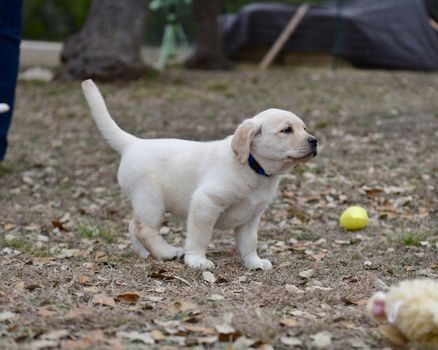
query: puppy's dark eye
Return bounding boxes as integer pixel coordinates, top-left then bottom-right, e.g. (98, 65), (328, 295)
(281, 127), (293, 134)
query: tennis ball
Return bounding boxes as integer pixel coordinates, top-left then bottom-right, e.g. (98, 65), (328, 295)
(339, 206), (368, 230)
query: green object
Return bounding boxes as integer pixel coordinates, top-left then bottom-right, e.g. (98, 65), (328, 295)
(339, 206), (369, 231)
(150, 0), (191, 70)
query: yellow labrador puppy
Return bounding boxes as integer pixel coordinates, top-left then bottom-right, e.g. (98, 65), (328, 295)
(82, 80), (317, 270)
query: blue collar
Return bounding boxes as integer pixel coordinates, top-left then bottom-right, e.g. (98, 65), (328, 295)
(248, 154), (270, 177)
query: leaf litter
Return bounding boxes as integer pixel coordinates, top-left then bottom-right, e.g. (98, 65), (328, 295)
(0, 67), (437, 349)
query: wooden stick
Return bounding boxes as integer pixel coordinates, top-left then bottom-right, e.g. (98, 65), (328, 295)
(260, 3), (310, 70)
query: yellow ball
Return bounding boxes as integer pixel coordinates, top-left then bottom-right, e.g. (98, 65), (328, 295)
(339, 206), (368, 230)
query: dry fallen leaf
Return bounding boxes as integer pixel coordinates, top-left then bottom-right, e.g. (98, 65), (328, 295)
(65, 308), (91, 319)
(117, 331), (155, 345)
(355, 298), (368, 306)
(167, 300), (198, 314)
(311, 331), (332, 348)
(311, 251), (326, 261)
(150, 269), (174, 281)
(94, 250), (106, 259)
(51, 220), (67, 231)
(184, 324), (215, 334)
(84, 287), (100, 294)
(233, 336), (255, 349)
(24, 223), (40, 231)
(79, 276), (90, 285)
(116, 292), (140, 304)
(341, 296), (367, 306)
(215, 324), (241, 341)
(150, 329), (166, 341)
(280, 318), (298, 327)
(57, 248), (83, 259)
(25, 283), (41, 291)
(4, 223), (16, 231)
(93, 294), (115, 307)
(280, 336), (302, 346)
(285, 284), (304, 294)
(61, 330), (103, 350)
(202, 271), (216, 283)
(207, 294), (224, 301)
(196, 335), (218, 344)
(153, 319), (182, 335)
(41, 329), (69, 340)
(29, 339), (58, 350)
(0, 311), (17, 322)
(37, 308), (57, 317)
(299, 268), (314, 279)
(215, 324), (235, 334)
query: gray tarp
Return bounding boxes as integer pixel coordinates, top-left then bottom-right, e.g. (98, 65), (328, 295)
(220, 0), (438, 70)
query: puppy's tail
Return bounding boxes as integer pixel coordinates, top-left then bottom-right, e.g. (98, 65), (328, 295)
(81, 79), (137, 154)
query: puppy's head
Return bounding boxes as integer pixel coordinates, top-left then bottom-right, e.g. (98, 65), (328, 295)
(231, 108), (317, 173)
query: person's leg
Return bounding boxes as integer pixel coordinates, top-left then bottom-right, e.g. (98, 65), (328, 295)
(0, 0), (23, 160)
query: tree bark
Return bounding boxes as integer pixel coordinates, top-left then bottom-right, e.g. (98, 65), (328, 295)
(56, 0), (147, 81)
(185, 0), (232, 70)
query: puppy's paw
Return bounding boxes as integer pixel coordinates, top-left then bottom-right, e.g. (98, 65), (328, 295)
(244, 256), (273, 270)
(158, 246), (184, 260)
(184, 254), (215, 269)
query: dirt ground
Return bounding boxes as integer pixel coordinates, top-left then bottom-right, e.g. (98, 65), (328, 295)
(0, 66), (437, 350)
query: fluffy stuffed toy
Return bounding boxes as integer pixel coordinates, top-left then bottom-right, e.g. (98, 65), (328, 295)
(367, 279), (438, 349)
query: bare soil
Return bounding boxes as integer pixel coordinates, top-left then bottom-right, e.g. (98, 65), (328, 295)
(0, 66), (437, 350)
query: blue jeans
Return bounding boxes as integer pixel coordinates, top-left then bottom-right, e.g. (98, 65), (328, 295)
(0, 0), (22, 160)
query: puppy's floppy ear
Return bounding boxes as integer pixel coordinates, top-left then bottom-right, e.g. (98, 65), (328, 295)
(231, 120), (260, 164)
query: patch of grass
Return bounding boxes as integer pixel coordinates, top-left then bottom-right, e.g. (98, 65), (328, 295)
(144, 266), (154, 275)
(204, 111), (218, 121)
(0, 238), (54, 256)
(77, 225), (118, 244)
(0, 163), (11, 175)
(98, 228), (118, 244)
(292, 165), (308, 176)
(78, 226), (95, 239)
(166, 90), (189, 102)
(115, 251), (135, 262)
(172, 76), (184, 85)
(144, 68), (160, 80)
(313, 120), (335, 130)
(397, 230), (431, 247)
(33, 246), (54, 257)
(113, 319), (128, 327)
(313, 166), (324, 175)
(207, 80), (229, 92)
(357, 119), (372, 127)
(0, 190), (11, 200)
(1, 238), (32, 252)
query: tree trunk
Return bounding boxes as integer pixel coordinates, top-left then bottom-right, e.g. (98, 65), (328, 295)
(56, 0), (147, 81)
(185, 0), (232, 70)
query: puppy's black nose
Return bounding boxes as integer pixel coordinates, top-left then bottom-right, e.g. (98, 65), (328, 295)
(308, 137), (318, 146)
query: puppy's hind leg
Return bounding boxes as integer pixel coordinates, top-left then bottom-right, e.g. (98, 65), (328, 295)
(129, 220), (150, 258)
(130, 187), (184, 260)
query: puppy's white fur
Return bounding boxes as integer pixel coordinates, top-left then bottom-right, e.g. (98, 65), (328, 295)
(82, 80), (317, 270)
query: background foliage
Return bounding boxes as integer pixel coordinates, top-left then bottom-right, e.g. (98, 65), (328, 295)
(22, 0), (326, 44)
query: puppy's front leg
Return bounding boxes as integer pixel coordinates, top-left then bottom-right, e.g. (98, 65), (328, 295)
(184, 190), (223, 269)
(235, 213), (272, 270)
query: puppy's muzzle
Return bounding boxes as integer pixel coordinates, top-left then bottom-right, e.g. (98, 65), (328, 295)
(307, 136), (318, 156)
